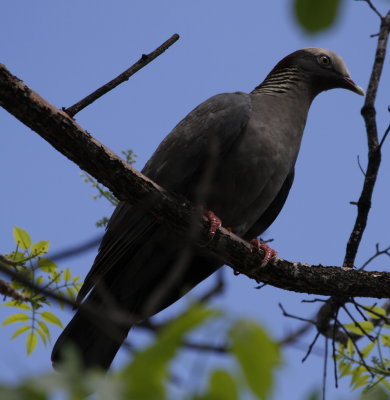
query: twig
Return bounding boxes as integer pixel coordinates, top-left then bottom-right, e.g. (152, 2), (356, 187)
(379, 123), (390, 149)
(335, 319), (374, 378)
(302, 331), (321, 362)
(357, 0), (384, 19)
(65, 34), (180, 117)
(360, 243), (390, 270)
(356, 154), (366, 176)
(278, 323), (312, 346)
(279, 303), (316, 325)
(322, 337), (328, 400)
(0, 278), (32, 303)
(332, 307), (339, 388)
(342, 304), (375, 340)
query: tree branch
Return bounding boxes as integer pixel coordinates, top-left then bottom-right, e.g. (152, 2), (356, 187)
(64, 34), (180, 117)
(343, 10), (390, 268)
(314, 8), (390, 349)
(1, 59), (390, 298)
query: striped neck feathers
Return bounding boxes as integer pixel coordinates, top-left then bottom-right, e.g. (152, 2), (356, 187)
(252, 65), (309, 96)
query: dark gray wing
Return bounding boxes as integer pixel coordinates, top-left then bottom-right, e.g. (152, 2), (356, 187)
(243, 169), (295, 240)
(142, 92), (252, 192)
(77, 92), (252, 302)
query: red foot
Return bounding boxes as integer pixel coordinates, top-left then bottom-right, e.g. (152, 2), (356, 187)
(250, 239), (277, 264)
(203, 210), (222, 237)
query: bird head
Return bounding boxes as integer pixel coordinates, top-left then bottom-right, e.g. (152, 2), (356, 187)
(271, 47), (365, 97)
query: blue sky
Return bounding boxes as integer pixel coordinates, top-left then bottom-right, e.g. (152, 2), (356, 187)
(1, 1), (389, 399)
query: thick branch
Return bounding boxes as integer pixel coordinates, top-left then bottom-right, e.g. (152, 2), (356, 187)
(1, 64), (390, 299)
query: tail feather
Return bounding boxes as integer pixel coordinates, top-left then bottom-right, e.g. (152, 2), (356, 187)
(51, 297), (131, 370)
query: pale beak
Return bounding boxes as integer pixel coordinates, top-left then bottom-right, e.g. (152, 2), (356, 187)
(343, 76), (365, 96)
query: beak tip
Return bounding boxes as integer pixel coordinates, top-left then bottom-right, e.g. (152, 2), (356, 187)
(355, 85), (365, 97)
(343, 76), (365, 97)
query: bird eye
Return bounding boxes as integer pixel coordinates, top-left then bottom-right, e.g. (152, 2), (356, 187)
(318, 55), (331, 67)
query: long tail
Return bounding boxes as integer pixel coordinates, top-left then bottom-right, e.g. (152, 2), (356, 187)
(51, 295), (131, 370)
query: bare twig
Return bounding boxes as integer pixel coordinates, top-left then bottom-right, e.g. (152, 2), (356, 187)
(322, 337), (328, 400)
(358, 0), (384, 19)
(278, 323), (312, 346)
(65, 34), (180, 117)
(356, 154), (366, 176)
(332, 307), (340, 388)
(379, 123), (390, 149)
(302, 331), (321, 362)
(279, 303), (316, 325)
(360, 243), (390, 270)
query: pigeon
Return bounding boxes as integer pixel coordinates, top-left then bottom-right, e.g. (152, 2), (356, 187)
(52, 47), (364, 370)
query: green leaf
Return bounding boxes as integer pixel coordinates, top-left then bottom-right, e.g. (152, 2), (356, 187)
(352, 372), (369, 390)
(206, 369), (238, 400)
(35, 328), (47, 346)
(63, 268), (71, 282)
(57, 291), (66, 310)
(364, 306), (387, 319)
(3, 300), (31, 311)
(360, 386), (390, 400)
(13, 226), (32, 250)
(1, 313), (30, 326)
(11, 325), (30, 339)
(36, 276), (44, 285)
(361, 341), (376, 357)
(6, 251), (26, 263)
(294, 0), (341, 33)
(31, 241), (50, 256)
(41, 311), (63, 328)
(66, 287), (75, 301)
(381, 334), (390, 347)
(347, 338), (355, 356)
(37, 320), (50, 340)
(26, 331), (38, 355)
(38, 257), (58, 273)
(338, 360), (351, 378)
(344, 321), (374, 336)
(121, 303), (217, 399)
(230, 320), (280, 399)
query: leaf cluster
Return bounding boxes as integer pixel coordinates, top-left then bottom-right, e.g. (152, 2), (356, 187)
(336, 305), (390, 394)
(0, 227), (82, 355)
(0, 303), (281, 400)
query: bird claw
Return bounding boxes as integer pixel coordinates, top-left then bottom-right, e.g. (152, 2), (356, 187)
(203, 210), (222, 238)
(250, 239), (277, 265)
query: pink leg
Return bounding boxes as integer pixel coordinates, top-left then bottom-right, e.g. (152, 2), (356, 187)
(203, 210), (222, 237)
(250, 238), (277, 264)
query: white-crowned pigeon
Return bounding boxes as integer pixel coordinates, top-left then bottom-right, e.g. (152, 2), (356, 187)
(52, 47), (364, 369)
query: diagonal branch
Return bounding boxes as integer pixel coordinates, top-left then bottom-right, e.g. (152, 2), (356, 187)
(65, 34), (179, 117)
(1, 63), (390, 298)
